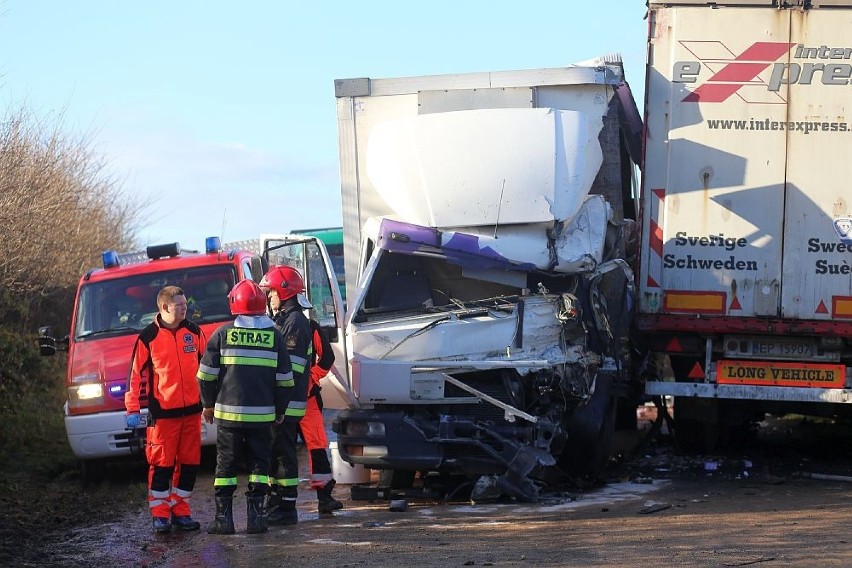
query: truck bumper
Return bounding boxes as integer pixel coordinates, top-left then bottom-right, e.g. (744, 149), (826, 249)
(65, 410), (217, 460)
(332, 409), (526, 475)
(332, 410), (443, 471)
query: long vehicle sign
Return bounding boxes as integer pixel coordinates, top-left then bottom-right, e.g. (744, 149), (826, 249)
(717, 360), (845, 388)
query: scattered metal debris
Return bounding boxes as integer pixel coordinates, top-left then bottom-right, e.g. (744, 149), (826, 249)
(638, 502), (671, 514)
(797, 472), (852, 483)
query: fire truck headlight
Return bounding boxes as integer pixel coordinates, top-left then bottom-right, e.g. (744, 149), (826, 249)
(68, 383), (104, 407)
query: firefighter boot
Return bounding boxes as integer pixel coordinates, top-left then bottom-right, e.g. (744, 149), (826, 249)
(267, 491), (298, 525)
(317, 479), (344, 514)
(246, 494), (268, 534)
(207, 495), (235, 535)
(265, 491), (281, 516)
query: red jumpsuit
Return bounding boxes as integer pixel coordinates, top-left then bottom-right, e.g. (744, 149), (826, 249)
(125, 316), (206, 520)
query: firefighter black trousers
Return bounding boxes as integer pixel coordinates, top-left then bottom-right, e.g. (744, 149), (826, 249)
(214, 425), (271, 499)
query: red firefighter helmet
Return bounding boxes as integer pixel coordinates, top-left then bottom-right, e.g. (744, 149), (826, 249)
(228, 280), (267, 315)
(259, 265), (305, 302)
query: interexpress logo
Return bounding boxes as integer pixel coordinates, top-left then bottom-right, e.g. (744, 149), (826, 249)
(672, 41), (852, 103)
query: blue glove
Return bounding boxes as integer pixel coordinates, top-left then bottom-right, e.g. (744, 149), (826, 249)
(125, 413), (145, 429)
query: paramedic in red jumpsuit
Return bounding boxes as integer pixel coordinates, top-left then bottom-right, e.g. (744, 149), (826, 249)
(125, 285), (206, 534)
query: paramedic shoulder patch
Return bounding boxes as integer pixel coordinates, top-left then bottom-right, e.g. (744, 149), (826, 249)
(286, 334), (298, 349)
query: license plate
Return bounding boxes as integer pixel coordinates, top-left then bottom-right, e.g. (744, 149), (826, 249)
(717, 360), (846, 388)
(724, 336), (839, 362)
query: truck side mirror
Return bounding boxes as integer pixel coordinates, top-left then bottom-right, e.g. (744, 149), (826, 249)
(38, 326), (57, 357)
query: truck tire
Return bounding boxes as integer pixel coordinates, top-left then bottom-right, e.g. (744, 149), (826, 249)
(558, 374), (617, 482)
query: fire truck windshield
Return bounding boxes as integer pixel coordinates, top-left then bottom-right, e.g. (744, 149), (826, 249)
(74, 265), (237, 340)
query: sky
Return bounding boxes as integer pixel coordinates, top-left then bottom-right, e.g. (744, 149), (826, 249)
(0, 2), (649, 250)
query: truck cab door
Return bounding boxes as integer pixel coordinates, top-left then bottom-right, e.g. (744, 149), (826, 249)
(262, 235), (354, 408)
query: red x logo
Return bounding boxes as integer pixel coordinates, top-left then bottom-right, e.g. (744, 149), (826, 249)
(683, 42), (796, 103)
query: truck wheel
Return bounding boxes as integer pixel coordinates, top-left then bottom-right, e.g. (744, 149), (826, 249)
(80, 459), (107, 483)
(558, 374), (617, 482)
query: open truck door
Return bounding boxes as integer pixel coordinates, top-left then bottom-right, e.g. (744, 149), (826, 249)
(261, 234), (354, 409)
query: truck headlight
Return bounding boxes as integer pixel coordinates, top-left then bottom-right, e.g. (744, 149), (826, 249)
(345, 421), (386, 437)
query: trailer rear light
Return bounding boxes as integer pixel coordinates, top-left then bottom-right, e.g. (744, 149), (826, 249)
(344, 421), (386, 437)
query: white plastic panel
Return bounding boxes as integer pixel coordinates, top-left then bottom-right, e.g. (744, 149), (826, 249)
(365, 108), (603, 228)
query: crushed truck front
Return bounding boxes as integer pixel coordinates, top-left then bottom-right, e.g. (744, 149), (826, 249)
(326, 58), (644, 500)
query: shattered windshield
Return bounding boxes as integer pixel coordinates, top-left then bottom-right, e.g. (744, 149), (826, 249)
(75, 265), (237, 340)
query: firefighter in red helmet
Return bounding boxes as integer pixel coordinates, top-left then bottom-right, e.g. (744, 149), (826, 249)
(259, 265), (313, 525)
(198, 279), (294, 534)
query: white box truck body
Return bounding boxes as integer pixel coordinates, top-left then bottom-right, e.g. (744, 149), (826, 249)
(640, 0), (852, 448)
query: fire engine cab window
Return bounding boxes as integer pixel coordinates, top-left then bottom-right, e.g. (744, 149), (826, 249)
(74, 265), (238, 340)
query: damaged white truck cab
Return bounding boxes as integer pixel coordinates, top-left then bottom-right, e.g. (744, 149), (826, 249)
(280, 58), (644, 501)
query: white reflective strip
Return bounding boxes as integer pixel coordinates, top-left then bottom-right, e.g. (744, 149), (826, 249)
(198, 363), (218, 375)
(289, 354), (308, 367)
(215, 403), (276, 414)
(312, 473), (334, 484)
(287, 401), (307, 410)
(173, 488), (192, 499)
(277, 371), (294, 382)
(222, 348), (277, 360)
(149, 489), (170, 499)
(233, 315), (275, 328)
(149, 499), (167, 508)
